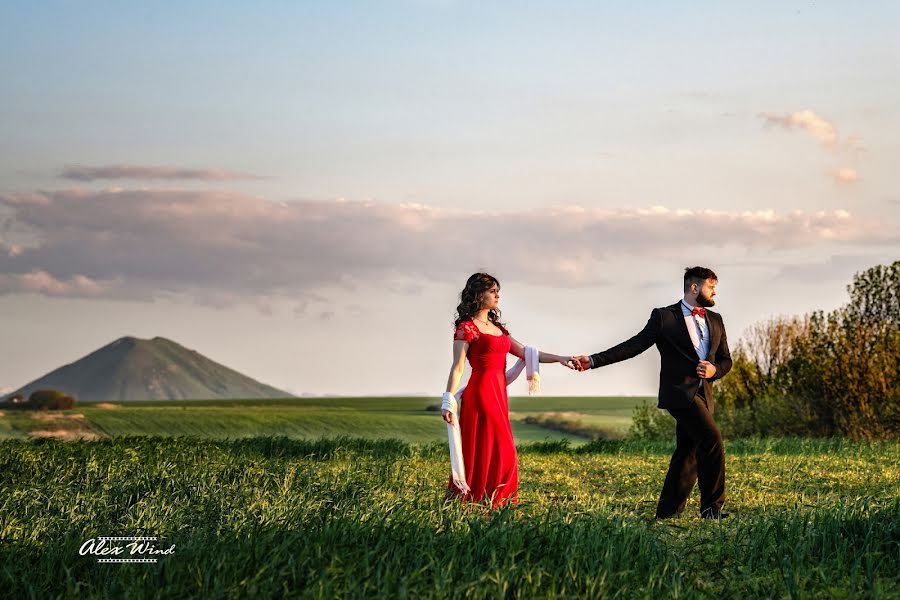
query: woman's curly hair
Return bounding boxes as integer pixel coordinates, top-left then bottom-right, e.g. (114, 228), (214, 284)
(453, 272), (506, 329)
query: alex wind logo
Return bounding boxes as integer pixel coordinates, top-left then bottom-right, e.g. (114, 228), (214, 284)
(80, 536), (176, 563)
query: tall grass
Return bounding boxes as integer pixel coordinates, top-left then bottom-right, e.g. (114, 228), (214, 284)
(1, 436), (897, 598)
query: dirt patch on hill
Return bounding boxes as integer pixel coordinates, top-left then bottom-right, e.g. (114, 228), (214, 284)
(30, 428), (103, 441)
(521, 412), (623, 441)
(28, 412), (105, 440)
(94, 403), (121, 410)
(31, 412), (86, 421)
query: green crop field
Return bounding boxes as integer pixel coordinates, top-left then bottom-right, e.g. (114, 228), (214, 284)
(0, 396), (649, 443)
(1, 436), (897, 598)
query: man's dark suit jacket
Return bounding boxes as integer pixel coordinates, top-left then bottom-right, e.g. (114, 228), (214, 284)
(589, 301), (733, 410)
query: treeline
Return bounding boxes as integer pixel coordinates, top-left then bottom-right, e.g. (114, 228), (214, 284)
(632, 260), (899, 440)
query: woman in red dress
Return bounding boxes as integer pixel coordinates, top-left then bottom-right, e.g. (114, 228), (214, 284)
(442, 272), (575, 508)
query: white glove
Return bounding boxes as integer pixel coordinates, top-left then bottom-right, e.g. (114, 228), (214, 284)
(441, 392), (469, 493)
(441, 391), (458, 415)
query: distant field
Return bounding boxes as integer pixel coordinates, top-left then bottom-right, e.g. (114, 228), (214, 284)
(0, 396), (651, 443)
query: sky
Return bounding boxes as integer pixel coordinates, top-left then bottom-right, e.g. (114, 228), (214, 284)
(1, 1), (898, 397)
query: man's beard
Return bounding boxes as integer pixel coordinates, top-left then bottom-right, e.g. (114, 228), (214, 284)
(696, 290), (716, 307)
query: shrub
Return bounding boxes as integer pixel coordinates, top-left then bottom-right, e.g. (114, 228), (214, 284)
(627, 400), (675, 441)
(26, 389), (76, 410)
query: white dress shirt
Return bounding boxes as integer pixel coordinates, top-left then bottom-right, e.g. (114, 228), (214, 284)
(681, 300), (710, 360)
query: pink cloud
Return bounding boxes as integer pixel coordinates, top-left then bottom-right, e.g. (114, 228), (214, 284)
(0, 189), (896, 302)
(759, 110), (838, 149)
(0, 270), (110, 298)
(829, 167), (860, 184)
(758, 110), (868, 185)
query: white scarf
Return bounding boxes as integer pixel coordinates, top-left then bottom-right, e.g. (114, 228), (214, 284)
(441, 345), (540, 493)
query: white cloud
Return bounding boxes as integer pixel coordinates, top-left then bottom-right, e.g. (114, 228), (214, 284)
(0, 188), (896, 302)
(759, 110), (838, 149)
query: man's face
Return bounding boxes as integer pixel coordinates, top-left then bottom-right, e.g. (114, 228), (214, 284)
(696, 278), (717, 307)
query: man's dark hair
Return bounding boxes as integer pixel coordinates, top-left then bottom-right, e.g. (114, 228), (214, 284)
(684, 266), (718, 292)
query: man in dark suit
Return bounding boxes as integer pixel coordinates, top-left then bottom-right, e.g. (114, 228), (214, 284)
(572, 267), (733, 519)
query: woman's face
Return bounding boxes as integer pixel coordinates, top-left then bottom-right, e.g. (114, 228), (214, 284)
(480, 283), (500, 310)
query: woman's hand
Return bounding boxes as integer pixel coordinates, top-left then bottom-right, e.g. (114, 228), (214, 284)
(442, 409), (454, 424)
(559, 356), (576, 369)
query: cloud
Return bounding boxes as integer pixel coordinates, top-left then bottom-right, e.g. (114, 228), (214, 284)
(775, 254), (896, 284)
(0, 189), (896, 302)
(758, 110), (838, 149)
(0, 270), (111, 298)
(829, 167), (860, 184)
(0, 241), (24, 257)
(59, 164), (264, 182)
(758, 110), (867, 184)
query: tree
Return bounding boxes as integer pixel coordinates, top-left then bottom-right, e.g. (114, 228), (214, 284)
(781, 260), (899, 437)
(26, 389), (77, 410)
(716, 260), (899, 438)
(716, 316), (807, 435)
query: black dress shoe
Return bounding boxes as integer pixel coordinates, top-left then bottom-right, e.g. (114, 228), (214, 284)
(700, 509), (730, 520)
(655, 512), (679, 520)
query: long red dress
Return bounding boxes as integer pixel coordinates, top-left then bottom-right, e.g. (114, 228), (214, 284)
(447, 320), (519, 508)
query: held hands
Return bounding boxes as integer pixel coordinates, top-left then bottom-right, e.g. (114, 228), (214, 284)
(442, 409), (454, 425)
(697, 360), (717, 379)
(563, 356), (716, 377)
(571, 355), (591, 372)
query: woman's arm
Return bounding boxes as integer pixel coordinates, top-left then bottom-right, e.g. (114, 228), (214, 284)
(442, 340), (469, 423)
(508, 336), (572, 366)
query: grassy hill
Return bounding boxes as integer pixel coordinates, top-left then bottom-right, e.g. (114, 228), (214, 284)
(5, 336), (289, 401)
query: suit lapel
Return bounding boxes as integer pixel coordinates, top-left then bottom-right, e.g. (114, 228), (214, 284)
(670, 303), (698, 357)
(705, 312), (719, 360)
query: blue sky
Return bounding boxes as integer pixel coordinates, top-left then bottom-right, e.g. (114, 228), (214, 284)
(1, 2), (898, 396)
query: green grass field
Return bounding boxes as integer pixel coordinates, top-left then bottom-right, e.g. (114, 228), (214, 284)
(0, 396), (649, 443)
(1, 436), (897, 598)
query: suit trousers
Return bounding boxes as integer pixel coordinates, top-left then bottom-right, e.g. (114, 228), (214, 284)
(656, 393), (726, 517)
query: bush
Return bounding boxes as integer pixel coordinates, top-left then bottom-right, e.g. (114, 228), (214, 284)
(26, 389), (76, 410)
(627, 400), (675, 441)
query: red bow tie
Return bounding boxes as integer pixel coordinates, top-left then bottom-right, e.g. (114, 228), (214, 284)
(691, 307), (706, 318)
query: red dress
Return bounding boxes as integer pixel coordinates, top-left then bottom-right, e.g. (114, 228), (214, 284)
(447, 320), (519, 508)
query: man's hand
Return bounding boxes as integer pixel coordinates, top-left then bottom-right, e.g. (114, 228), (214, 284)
(571, 355), (592, 372)
(697, 360), (717, 379)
